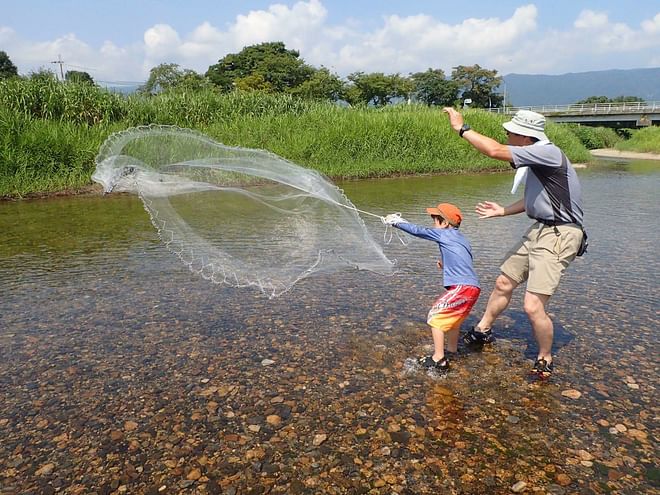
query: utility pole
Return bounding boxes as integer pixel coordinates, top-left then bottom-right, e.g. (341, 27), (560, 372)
(50, 55), (65, 80)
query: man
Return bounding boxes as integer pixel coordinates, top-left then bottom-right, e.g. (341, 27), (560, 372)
(443, 107), (584, 378)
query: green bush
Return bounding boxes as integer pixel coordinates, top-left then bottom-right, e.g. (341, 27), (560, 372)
(564, 124), (622, 150)
(616, 126), (660, 153)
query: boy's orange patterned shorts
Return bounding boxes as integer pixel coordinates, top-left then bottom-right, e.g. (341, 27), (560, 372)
(427, 285), (481, 332)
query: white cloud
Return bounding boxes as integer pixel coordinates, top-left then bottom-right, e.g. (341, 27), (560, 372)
(329, 5), (538, 74)
(642, 13), (660, 34)
(0, 26), (16, 43)
(574, 10), (609, 29)
(144, 24), (181, 56)
(229, 0), (327, 50)
(1, 2), (660, 81)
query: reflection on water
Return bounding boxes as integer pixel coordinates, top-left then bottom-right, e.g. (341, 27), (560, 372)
(1, 161), (658, 493)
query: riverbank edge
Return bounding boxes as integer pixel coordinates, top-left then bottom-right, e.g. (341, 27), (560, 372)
(5, 149), (659, 202)
(591, 148), (660, 160)
(2, 167), (508, 202)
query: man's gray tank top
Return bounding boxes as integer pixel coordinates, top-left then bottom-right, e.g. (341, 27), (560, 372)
(509, 141), (584, 226)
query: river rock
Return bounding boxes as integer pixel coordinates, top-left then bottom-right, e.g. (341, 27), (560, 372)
(35, 463), (55, 476)
(561, 389), (581, 399)
(312, 434), (327, 446)
(511, 480), (527, 492)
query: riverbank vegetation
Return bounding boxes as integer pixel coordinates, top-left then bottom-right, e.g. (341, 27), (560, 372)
(0, 77), (596, 198)
(1, 74), (657, 199)
(564, 124), (622, 150)
(615, 126), (660, 153)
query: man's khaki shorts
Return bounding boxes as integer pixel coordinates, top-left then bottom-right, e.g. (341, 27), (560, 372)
(500, 222), (583, 296)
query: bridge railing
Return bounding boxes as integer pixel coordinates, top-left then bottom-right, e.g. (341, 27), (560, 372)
(487, 101), (660, 115)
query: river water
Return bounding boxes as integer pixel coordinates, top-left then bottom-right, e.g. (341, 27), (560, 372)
(0, 161), (658, 494)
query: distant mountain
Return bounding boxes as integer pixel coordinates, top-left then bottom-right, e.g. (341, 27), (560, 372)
(503, 67), (660, 106)
(98, 83), (141, 95)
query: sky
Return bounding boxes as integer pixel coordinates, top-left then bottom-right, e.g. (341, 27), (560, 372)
(2, 0), (660, 84)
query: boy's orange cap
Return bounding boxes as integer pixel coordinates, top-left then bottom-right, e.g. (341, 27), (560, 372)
(426, 203), (462, 227)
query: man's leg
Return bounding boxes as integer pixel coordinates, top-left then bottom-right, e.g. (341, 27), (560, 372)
(523, 290), (553, 361)
(476, 273), (519, 331)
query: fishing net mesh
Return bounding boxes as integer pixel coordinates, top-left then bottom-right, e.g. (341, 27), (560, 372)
(92, 125), (394, 297)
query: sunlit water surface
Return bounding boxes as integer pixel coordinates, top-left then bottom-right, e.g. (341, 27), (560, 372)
(1, 160), (658, 493)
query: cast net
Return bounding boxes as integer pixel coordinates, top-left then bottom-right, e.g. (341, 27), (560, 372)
(92, 125), (395, 297)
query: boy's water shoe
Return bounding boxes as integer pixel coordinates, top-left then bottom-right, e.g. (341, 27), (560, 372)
(463, 327), (495, 346)
(531, 358), (554, 378)
(418, 355), (450, 373)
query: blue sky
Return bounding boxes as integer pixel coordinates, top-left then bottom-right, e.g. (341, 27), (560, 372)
(3, 1), (659, 83)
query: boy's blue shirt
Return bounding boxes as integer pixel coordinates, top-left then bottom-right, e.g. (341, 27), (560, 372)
(395, 222), (480, 288)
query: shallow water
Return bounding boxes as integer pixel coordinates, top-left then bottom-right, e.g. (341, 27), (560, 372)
(1, 161), (658, 494)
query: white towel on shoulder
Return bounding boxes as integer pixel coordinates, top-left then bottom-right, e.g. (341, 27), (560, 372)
(511, 167), (528, 194)
(510, 139), (550, 194)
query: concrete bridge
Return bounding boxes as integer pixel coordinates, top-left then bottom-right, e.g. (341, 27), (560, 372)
(488, 101), (660, 128)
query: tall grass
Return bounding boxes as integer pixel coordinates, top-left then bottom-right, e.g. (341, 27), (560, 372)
(616, 126), (660, 153)
(0, 108), (120, 196)
(1, 78), (597, 197)
(0, 77), (125, 125)
(564, 124), (623, 150)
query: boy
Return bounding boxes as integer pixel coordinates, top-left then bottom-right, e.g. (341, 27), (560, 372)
(384, 203), (480, 374)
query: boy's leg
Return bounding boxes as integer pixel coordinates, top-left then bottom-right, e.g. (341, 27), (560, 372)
(446, 327), (459, 353)
(430, 326), (446, 362)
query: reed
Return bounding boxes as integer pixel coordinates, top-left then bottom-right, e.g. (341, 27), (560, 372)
(0, 77), (125, 125)
(0, 108), (118, 196)
(564, 124), (623, 150)
(0, 78), (597, 197)
(616, 126), (660, 153)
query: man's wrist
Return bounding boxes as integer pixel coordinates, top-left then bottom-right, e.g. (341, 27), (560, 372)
(459, 124), (471, 138)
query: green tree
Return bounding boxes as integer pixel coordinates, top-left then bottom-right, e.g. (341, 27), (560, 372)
(0, 50), (18, 79)
(206, 41), (315, 93)
(575, 96), (610, 104)
(410, 68), (459, 106)
(140, 63), (204, 94)
(233, 73), (274, 92)
(29, 69), (58, 81)
(451, 64), (503, 108)
(177, 71), (211, 91)
(611, 95), (645, 103)
(576, 95), (645, 104)
(290, 67), (344, 101)
(344, 72), (411, 106)
(391, 73), (415, 103)
(65, 70), (94, 84)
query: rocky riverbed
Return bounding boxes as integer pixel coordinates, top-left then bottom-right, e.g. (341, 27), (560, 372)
(0, 289), (656, 495)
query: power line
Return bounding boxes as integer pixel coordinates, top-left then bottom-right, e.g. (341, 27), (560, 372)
(97, 80), (146, 86)
(66, 63), (98, 72)
(50, 54), (65, 80)
(47, 57), (99, 79)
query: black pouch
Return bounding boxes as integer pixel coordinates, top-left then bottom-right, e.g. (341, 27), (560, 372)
(577, 227), (588, 256)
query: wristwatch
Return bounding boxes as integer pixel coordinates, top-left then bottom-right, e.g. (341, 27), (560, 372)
(459, 124), (471, 138)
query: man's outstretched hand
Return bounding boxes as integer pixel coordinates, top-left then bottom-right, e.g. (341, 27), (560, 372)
(443, 107), (464, 132)
(476, 201), (505, 219)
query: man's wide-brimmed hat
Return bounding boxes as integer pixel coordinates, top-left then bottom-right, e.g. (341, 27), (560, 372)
(503, 110), (548, 141)
(426, 203), (462, 227)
